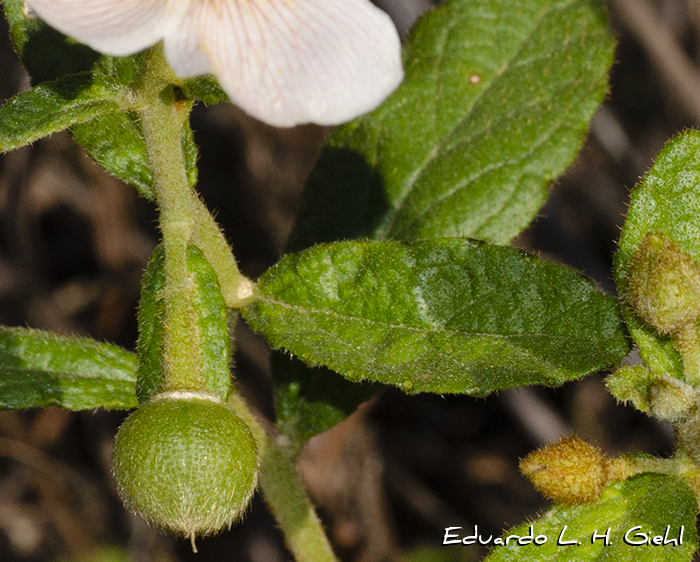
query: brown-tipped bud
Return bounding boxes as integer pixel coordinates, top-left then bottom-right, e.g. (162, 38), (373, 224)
(626, 232), (700, 335)
(520, 436), (608, 505)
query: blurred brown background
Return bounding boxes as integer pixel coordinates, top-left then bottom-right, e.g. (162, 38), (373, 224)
(0, 0), (695, 561)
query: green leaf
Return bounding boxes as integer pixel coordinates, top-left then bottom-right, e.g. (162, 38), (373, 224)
(615, 131), (700, 378)
(619, 310), (684, 381)
(181, 75), (229, 106)
(271, 352), (381, 443)
(0, 326), (137, 410)
(0, 73), (126, 153)
(70, 112), (154, 198)
(616, 131), (700, 274)
(484, 473), (697, 561)
(242, 239), (629, 395)
(289, 0), (615, 250)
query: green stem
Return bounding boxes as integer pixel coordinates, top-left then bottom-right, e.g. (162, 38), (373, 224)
(228, 393), (339, 562)
(138, 46), (200, 390)
(608, 454), (694, 480)
(136, 45), (311, 557)
(609, 451), (700, 508)
(134, 48), (253, 313)
(191, 195), (255, 309)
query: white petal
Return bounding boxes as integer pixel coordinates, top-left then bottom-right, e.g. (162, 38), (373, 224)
(164, 0), (403, 127)
(25, 0), (188, 56)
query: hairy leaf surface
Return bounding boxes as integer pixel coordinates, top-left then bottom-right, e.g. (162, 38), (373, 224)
(0, 327), (137, 410)
(290, 0), (615, 249)
(244, 240), (629, 394)
(615, 131), (700, 380)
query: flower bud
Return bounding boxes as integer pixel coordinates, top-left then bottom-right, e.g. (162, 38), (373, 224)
(625, 232), (700, 335)
(520, 436), (608, 504)
(112, 391), (258, 541)
(650, 375), (696, 422)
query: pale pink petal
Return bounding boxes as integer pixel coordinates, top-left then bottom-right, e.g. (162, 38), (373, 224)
(164, 0), (403, 127)
(25, 0), (187, 56)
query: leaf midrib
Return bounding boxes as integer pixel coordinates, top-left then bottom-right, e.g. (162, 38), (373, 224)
(255, 295), (609, 345)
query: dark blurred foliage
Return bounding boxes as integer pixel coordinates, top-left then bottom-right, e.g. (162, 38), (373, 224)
(0, 0), (696, 561)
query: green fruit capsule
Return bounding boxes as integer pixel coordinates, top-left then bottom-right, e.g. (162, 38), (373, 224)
(112, 391), (259, 542)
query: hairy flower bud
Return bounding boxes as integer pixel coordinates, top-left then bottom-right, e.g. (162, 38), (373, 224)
(520, 436), (609, 505)
(626, 232), (700, 335)
(606, 367), (696, 422)
(112, 391), (259, 543)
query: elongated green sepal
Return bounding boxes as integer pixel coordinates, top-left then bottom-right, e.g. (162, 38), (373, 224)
(137, 245), (230, 402)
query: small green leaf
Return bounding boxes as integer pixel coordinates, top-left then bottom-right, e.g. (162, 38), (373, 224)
(1, 1), (198, 199)
(620, 310), (684, 380)
(137, 245), (231, 402)
(0, 73), (126, 152)
(615, 131), (700, 378)
(181, 118), (199, 188)
(242, 239), (629, 395)
(485, 473), (697, 561)
(70, 112), (154, 198)
(0, 326), (137, 410)
(272, 352), (381, 443)
(181, 75), (229, 106)
(289, 0), (615, 249)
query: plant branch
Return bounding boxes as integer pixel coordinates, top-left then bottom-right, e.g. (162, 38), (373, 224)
(138, 46), (201, 390)
(191, 195), (255, 309)
(228, 393), (339, 562)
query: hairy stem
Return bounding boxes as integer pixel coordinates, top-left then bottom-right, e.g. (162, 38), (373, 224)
(138, 46), (202, 390)
(191, 195), (255, 309)
(608, 451), (700, 507)
(228, 393), (339, 562)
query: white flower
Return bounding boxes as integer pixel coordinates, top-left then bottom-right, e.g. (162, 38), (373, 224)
(25, 0), (403, 127)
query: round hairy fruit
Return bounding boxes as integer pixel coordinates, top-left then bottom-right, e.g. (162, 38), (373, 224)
(112, 391), (259, 540)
